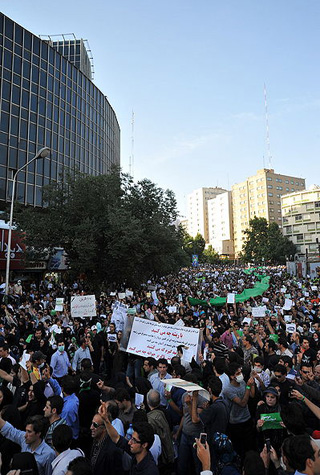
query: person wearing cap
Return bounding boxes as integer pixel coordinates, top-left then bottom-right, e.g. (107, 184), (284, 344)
(256, 386), (286, 453)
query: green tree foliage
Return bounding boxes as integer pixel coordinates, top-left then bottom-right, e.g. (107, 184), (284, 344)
(182, 232), (206, 260)
(15, 169), (189, 290)
(202, 245), (220, 264)
(242, 216), (296, 264)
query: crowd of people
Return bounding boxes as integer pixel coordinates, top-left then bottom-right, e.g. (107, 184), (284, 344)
(0, 265), (320, 475)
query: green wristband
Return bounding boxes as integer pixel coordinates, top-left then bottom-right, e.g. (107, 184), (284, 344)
(302, 396), (306, 402)
(246, 385), (251, 390)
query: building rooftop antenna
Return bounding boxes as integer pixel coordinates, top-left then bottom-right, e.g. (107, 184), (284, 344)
(264, 84), (272, 169)
(129, 111), (135, 178)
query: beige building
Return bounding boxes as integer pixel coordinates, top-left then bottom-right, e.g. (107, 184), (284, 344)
(281, 185), (320, 257)
(208, 191), (234, 257)
(232, 169), (305, 256)
(187, 187), (227, 242)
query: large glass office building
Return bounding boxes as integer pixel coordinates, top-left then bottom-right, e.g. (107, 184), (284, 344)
(0, 13), (120, 208)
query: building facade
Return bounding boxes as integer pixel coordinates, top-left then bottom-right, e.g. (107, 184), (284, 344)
(281, 185), (320, 258)
(232, 169), (305, 256)
(187, 187), (227, 243)
(207, 191), (234, 257)
(0, 13), (120, 208)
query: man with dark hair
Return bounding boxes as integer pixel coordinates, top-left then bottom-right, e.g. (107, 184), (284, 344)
(61, 376), (79, 440)
(150, 358), (172, 407)
(114, 388), (137, 431)
(0, 413), (55, 475)
(72, 338), (93, 372)
(99, 402), (159, 475)
(285, 434), (320, 475)
(66, 457), (93, 475)
(143, 358), (158, 381)
(264, 339), (280, 370)
(272, 364), (294, 405)
(52, 425), (84, 475)
(241, 335), (258, 366)
(44, 395), (66, 447)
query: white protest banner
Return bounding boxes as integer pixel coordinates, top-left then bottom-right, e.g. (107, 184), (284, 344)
(286, 323), (296, 334)
(127, 317), (200, 363)
(251, 306), (267, 318)
(227, 293), (236, 304)
(262, 297), (269, 303)
(125, 289), (134, 298)
(111, 301), (127, 331)
(160, 378), (210, 401)
(304, 291), (310, 297)
(71, 295), (96, 318)
(311, 286), (318, 291)
(110, 292), (116, 296)
(118, 292), (126, 300)
(283, 299), (293, 311)
(55, 298), (64, 312)
(284, 315), (292, 323)
(159, 289), (166, 294)
(281, 287), (286, 293)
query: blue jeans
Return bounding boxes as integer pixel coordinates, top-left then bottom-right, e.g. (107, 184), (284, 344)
(126, 358), (142, 381)
(177, 432), (202, 475)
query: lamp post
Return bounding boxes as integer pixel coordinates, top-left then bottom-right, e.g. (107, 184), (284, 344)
(5, 147), (50, 295)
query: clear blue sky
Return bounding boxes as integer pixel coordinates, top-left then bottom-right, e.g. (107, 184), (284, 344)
(2, 1), (319, 216)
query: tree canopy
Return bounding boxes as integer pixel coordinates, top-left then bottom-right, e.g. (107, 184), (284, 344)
(242, 216), (296, 264)
(15, 169), (189, 290)
(182, 232), (206, 261)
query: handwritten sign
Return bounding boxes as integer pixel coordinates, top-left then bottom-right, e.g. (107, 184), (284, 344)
(55, 298), (64, 312)
(127, 317), (200, 363)
(251, 306), (267, 318)
(71, 295), (96, 318)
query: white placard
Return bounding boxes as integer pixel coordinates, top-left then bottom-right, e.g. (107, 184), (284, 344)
(151, 291), (159, 305)
(19, 350), (30, 370)
(127, 317), (200, 363)
(283, 299), (293, 310)
(304, 291), (310, 297)
(118, 292), (126, 300)
(71, 295), (96, 318)
(227, 293), (236, 304)
(135, 393), (144, 408)
(284, 315), (292, 323)
(168, 305), (177, 314)
(55, 297), (64, 312)
(111, 301), (128, 331)
(262, 297), (269, 303)
(298, 283), (302, 289)
(242, 317), (252, 325)
(286, 323), (296, 334)
(160, 378), (210, 401)
(251, 306), (267, 318)
(125, 289), (134, 297)
(311, 286), (318, 291)
(110, 292), (116, 296)
(281, 287), (286, 293)
(174, 319), (185, 327)
(159, 289), (166, 294)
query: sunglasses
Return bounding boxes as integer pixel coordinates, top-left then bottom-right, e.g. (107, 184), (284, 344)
(91, 421), (104, 428)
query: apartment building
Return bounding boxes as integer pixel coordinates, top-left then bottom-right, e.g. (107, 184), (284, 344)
(207, 191), (234, 257)
(281, 185), (320, 257)
(187, 187), (227, 242)
(232, 169), (305, 256)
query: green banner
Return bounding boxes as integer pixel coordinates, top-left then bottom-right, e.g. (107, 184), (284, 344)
(261, 412), (282, 430)
(188, 275), (270, 307)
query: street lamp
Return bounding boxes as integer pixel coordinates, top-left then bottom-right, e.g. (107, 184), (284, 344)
(5, 147), (50, 295)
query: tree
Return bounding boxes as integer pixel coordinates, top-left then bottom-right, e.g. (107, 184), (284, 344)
(15, 169), (189, 290)
(182, 232), (206, 261)
(242, 216), (296, 264)
(202, 245), (220, 264)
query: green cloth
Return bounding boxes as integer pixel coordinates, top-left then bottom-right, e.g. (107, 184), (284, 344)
(260, 412), (283, 430)
(269, 334), (279, 343)
(188, 275), (270, 307)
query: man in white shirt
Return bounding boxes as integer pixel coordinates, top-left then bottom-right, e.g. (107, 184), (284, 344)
(51, 425), (84, 475)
